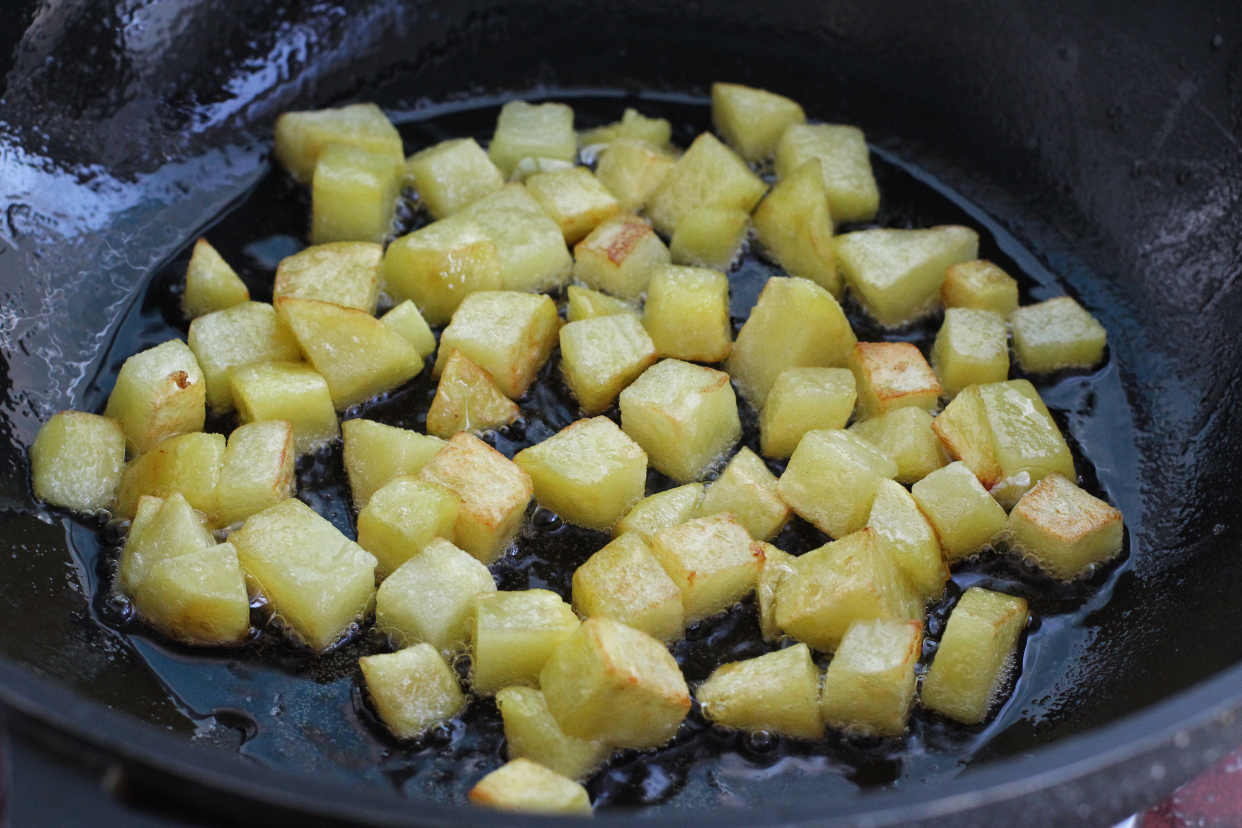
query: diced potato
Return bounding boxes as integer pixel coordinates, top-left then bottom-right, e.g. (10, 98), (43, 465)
(756, 543), (795, 641)
(579, 108), (672, 148)
(694, 448), (789, 542)
(921, 588), (1027, 725)
(942, 260), (1019, 315)
(375, 537), (496, 652)
(230, 498), (377, 651)
(418, 433), (533, 564)
(514, 417), (647, 531)
(526, 167), (620, 245)
(118, 493), (216, 596)
(613, 483), (704, 543)
(104, 339), (206, 455)
(774, 528), (920, 652)
(114, 432), (225, 521)
(776, 429), (897, 539)
(360, 643), (466, 739)
(469, 758), (593, 816)
(187, 301), (303, 412)
(559, 313), (657, 414)
(133, 541), (251, 645)
(669, 207), (750, 271)
(724, 277), (857, 408)
(508, 157), (575, 182)
(472, 589), (580, 695)
(214, 420), (296, 528)
(595, 137), (677, 213)
(847, 342), (943, 420)
(459, 184), (574, 293)
(753, 160), (838, 295)
(711, 82), (806, 162)
(867, 479), (947, 603)
(381, 217), (504, 326)
(342, 419), (446, 509)
(433, 291), (560, 400)
(572, 533), (684, 642)
(820, 619), (922, 737)
(850, 407), (947, 485)
(931, 385), (1003, 489)
(311, 142), (400, 245)
(230, 361), (339, 454)
(540, 616), (690, 750)
(649, 513), (764, 621)
(273, 242), (382, 313)
(488, 101), (577, 178)
(1007, 472), (1123, 580)
(565, 285), (638, 323)
(277, 297), (422, 409)
(379, 300), (437, 359)
(1010, 296), (1108, 374)
(976, 379), (1077, 507)
(357, 476), (460, 578)
(30, 411), (126, 513)
(405, 137), (504, 218)
(497, 687), (611, 782)
(619, 360), (741, 483)
(758, 368), (856, 459)
(932, 308), (1009, 399)
(641, 265), (733, 363)
(836, 226), (979, 328)
(426, 349), (521, 439)
(698, 643), (822, 739)
(774, 124), (878, 224)
(572, 213), (672, 300)
(645, 132), (768, 236)
(910, 462), (1007, 561)
(182, 238), (248, 319)
(273, 103), (403, 185)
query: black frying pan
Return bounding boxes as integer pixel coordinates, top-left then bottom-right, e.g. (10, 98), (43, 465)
(1, 1), (1241, 826)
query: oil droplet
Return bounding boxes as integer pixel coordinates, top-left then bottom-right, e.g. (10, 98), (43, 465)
(743, 729), (778, 754)
(531, 508), (562, 532)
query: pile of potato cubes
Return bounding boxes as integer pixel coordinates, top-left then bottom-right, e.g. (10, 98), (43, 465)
(29, 81), (1122, 816)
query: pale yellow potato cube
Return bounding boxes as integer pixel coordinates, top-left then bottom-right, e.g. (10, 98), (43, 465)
(613, 483), (704, 544)
(360, 643), (466, 739)
(753, 159), (838, 295)
(380, 217), (504, 326)
(572, 214), (671, 301)
(274, 103), (402, 184)
(977, 379), (1077, 507)
(379, 300), (437, 359)
(357, 476), (460, 578)
(942, 260), (1019, 315)
(30, 411), (126, 513)
(472, 589), (580, 695)
(694, 448), (789, 541)
(496, 686), (610, 781)
(645, 133), (767, 236)
(579, 108), (672, 148)
(311, 143), (400, 245)
(230, 498), (377, 651)
(417, 433), (533, 564)
(565, 285), (638, 323)
(595, 137), (676, 213)
(910, 462), (1007, 561)
(649, 513), (764, 621)
(188, 301), (303, 412)
(405, 137), (504, 218)
(698, 643), (822, 739)
(459, 184), (574, 293)
(668, 207), (750, 271)
(847, 341), (943, 420)
(540, 616), (690, 749)
(375, 537), (495, 652)
(921, 588), (1027, 724)
(488, 101), (576, 177)
(230, 361), (339, 454)
(114, 432), (225, 521)
(849, 407), (947, 485)
(118, 493), (215, 596)
(724, 277), (857, 408)
(711, 82), (806, 162)
(133, 541), (250, 645)
(572, 533), (684, 642)
(508, 157), (575, 182)
(434, 291), (561, 400)
(931, 385), (1003, 490)
(469, 758), (593, 816)
(1010, 296), (1108, 374)
(641, 265), (732, 363)
(756, 543), (795, 641)
(182, 238), (248, 320)
(214, 420), (296, 528)
(867, 479), (947, 603)
(932, 308), (1009, 399)
(820, 619), (922, 737)
(774, 124), (878, 224)
(342, 419), (446, 509)
(526, 167), (620, 245)
(776, 429), (897, 539)
(105, 339), (206, 455)
(1008, 472), (1123, 580)
(559, 313), (657, 414)
(426, 349), (521, 439)
(273, 242), (382, 313)
(619, 360), (741, 483)
(759, 367), (856, 459)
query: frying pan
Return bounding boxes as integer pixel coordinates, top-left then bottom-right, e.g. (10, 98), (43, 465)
(2, 1), (1241, 826)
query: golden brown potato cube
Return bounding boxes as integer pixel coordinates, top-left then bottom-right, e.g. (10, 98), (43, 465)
(776, 429), (897, 539)
(976, 379), (1077, 507)
(515, 417), (647, 531)
(182, 238), (248, 320)
(459, 184), (574, 293)
(114, 432), (225, 521)
(942, 260), (1019, 315)
(619, 360), (741, 483)
(579, 108), (672, 149)
(649, 513), (765, 621)
(379, 300), (437, 359)
(572, 213), (671, 301)
(540, 616), (690, 749)
(697, 643), (822, 739)
(426, 349), (521, 439)
(694, 448), (790, 541)
(274, 102), (403, 184)
(405, 137), (504, 219)
(488, 101), (576, 178)
(273, 242), (382, 313)
(417, 433), (533, 564)
(753, 159), (839, 295)
(756, 543), (795, 641)
(360, 643), (466, 739)
(559, 314), (657, 414)
(434, 291), (561, 400)
(469, 758), (593, 816)
(30, 411), (126, 513)
(724, 277), (857, 408)
(668, 207), (750, 271)
(118, 492), (216, 596)
(526, 167), (620, 245)
(572, 533), (684, 642)
(188, 301), (303, 413)
(230, 361), (339, 454)
(820, 619), (922, 737)
(105, 339), (206, 455)
(847, 342), (943, 420)
(1008, 472), (1123, 580)
(759, 367), (857, 459)
(472, 589), (580, 695)
(311, 143), (400, 245)
(342, 419), (446, 509)
(867, 479), (947, 603)
(496, 686), (610, 782)
(357, 476), (460, 578)
(711, 82), (806, 162)
(931, 385), (1003, 489)
(380, 217), (504, 326)
(595, 137), (676, 213)
(850, 407), (947, 486)
(613, 483), (704, 544)
(133, 541), (251, 646)
(910, 462), (1007, 561)
(1010, 296), (1108, 374)
(932, 308), (1009, 399)
(774, 124), (878, 224)
(375, 537), (495, 652)
(565, 285), (638, 323)
(645, 132), (768, 236)
(214, 420), (296, 528)
(641, 265), (733, 363)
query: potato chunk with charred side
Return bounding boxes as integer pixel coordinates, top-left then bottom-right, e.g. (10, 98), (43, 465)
(526, 167), (620, 245)
(105, 339), (206, 455)
(645, 132), (767, 236)
(595, 137), (676, 213)
(342, 419), (446, 509)
(753, 159), (839, 296)
(487, 101), (577, 178)
(559, 314), (657, 415)
(405, 137), (504, 219)
(711, 82), (806, 162)
(650, 513), (765, 622)
(273, 242), (382, 313)
(434, 291), (561, 400)
(669, 207), (750, 271)
(847, 341), (943, 420)
(274, 102), (403, 184)
(572, 533), (684, 642)
(380, 217), (504, 326)
(931, 308), (1009, 399)
(311, 143), (400, 245)
(774, 123), (878, 223)
(114, 431), (225, 522)
(850, 407), (947, 485)
(910, 462), (1007, 562)
(188, 301), (303, 413)
(214, 420), (296, 528)
(375, 537), (495, 652)
(820, 619), (922, 737)
(30, 411), (126, 513)
(759, 367), (857, 459)
(497, 687), (611, 782)
(776, 429), (897, 540)
(1010, 296), (1108, 374)
(698, 643), (823, 739)
(472, 589), (580, 695)
(426, 350), (521, 439)
(641, 265), (733, 363)
(182, 238), (249, 320)
(941, 260), (1019, 316)
(360, 644), (466, 740)
(1007, 472), (1123, 580)
(357, 477), (460, 578)
(230, 361), (340, 455)
(469, 758), (593, 817)
(613, 483), (704, 544)
(694, 448), (790, 542)
(572, 214), (672, 301)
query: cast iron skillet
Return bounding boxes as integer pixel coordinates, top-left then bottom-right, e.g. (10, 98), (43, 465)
(2, 1), (1242, 826)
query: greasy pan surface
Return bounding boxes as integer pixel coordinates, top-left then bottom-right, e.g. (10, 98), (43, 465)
(1, 1), (1241, 826)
